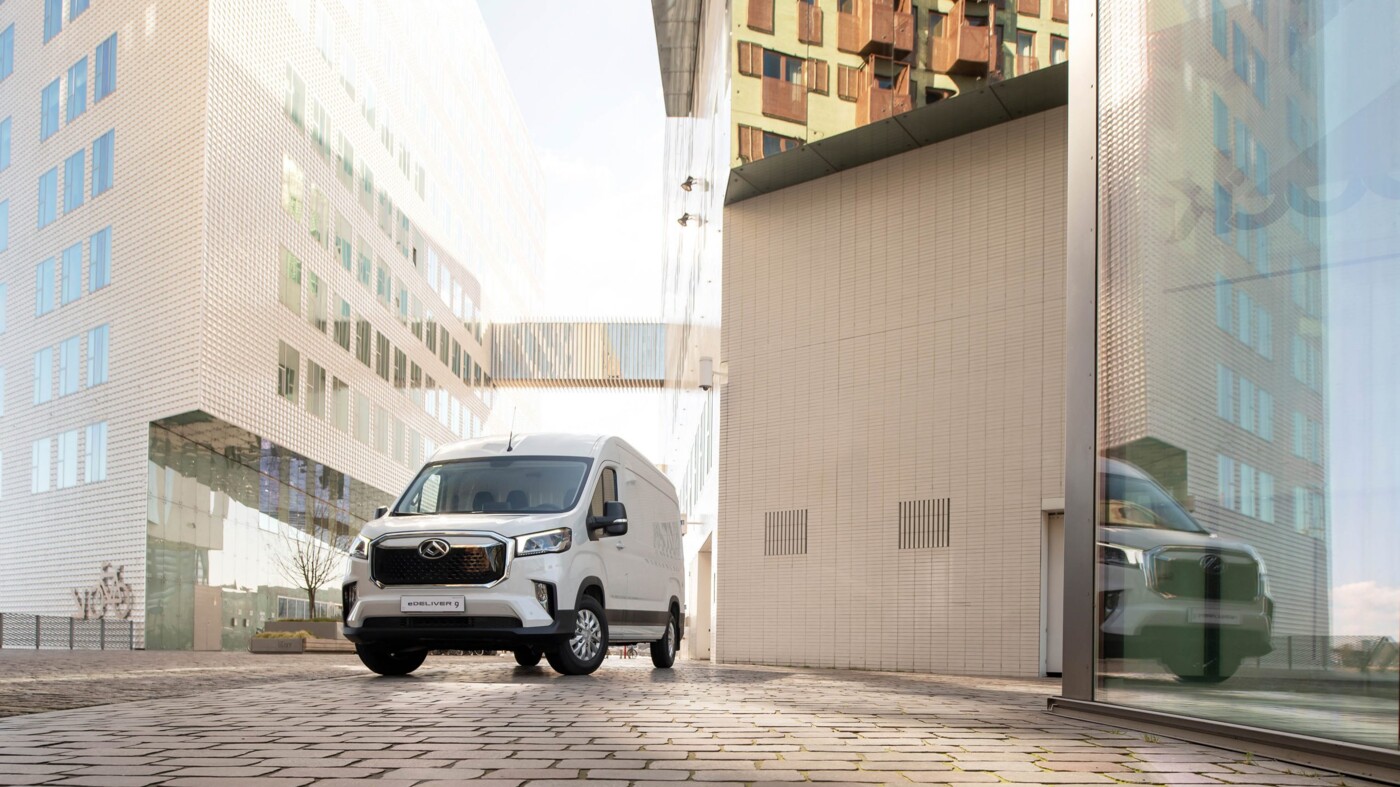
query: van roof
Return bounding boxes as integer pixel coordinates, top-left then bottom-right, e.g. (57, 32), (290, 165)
(430, 432), (611, 462)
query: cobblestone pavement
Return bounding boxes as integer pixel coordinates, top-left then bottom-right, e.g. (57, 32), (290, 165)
(0, 653), (1378, 787)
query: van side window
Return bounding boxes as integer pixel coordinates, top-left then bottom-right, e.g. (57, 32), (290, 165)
(589, 467), (618, 519)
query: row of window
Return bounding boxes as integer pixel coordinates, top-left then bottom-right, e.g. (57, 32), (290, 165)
(43, 0), (91, 44)
(1216, 365), (1273, 442)
(1213, 278), (1272, 360)
(39, 36), (114, 142)
(1211, 94), (1269, 198)
(28, 421), (107, 495)
(1216, 454), (1275, 525)
(1292, 411), (1322, 465)
(34, 226), (111, 316)
(1211, 2), (1267, 106)
(38, 130), (113, 229)
(275, 341), (445, 467)
(31, 324), (109, 404)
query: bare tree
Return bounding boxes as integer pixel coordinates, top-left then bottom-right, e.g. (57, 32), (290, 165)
(272, 523), (350, 619)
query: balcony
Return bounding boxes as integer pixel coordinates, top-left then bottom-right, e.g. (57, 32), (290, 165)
(1015, 54), (1040, 76)
(855, 61), (912, 126)
(1052, 0), (1068, 22)
(797, 1), (824, 45)
(931, 1), (996, 76)
(762, 76), (808, 123)
(837, 0), (913, 58)
(1017, 0), (1041, 15)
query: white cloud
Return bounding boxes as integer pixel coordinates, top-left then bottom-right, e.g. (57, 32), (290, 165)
(1331, 581), (1400, 637)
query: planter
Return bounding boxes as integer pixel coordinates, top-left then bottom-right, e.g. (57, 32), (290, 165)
(265, 620), (342, 639)
(250, 637), (305, 654)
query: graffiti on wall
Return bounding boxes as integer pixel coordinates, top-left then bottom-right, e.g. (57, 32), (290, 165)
(72, 563), (134, 620)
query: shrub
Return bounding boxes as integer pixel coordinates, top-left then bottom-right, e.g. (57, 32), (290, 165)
(254, 630), (313, 639)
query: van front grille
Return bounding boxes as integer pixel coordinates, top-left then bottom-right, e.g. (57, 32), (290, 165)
(1149, 549), (1260, 603)
(371, 543), (506, 585)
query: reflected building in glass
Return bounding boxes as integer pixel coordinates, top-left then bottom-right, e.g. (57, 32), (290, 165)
(0, 0), (544, 648)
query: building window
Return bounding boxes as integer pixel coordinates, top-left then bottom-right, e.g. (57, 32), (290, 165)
(374, 404), (389, 453)
(762, 132), (801, 158)
(355, 319), (371, 366)
(0, 283), (7, 333)
(1212, 94), (1229, 155)
(41, 79), (61, 140)
(0, 25), (14, 81)
(393, 348), (407, 389)
(44, 0), (63, 42)
(353, 392), (370, 443)
(335, 214), (352, 271)
(66, 57), (87, 123)
(64, 148), (85, 213)
(38, 167), (58, 228)
(0, 367), (5, 416)
(94, 34), (117, 102)
(1213, 183), (1231, 237)
(277, 341), (300, 403)
(1050, 35), (1067, 65)
(0, 116), (9, 170)
(1232, 23), (1248, 80)
(58, 336), (79, 397)
(91, 130), (114, 196)
(33, 347), (53, 404)
(84, 422), (107, 483)
(279, 247), (301, 314)
(56, 429), (78, 489)
(356, 243), (372, 288)
(0, 199), (7, 252)
(87, 324), (108, 385)
(1294, 486), (1324, 537)
(71, 0), (91, 21)
(281, 155), (303, 218)
(306, 359), (326, 418)
(1253, 50), (1267, 105)
(375, 332), (391, 381)
(332, 378), (349, 431)
(333, 297), (351, 350)
(307, 271), (326, 332)
(285, 66), (306, 128)
(89, 226), (111, 291)
(31, 438), (52, 494)
(36, 258), (56, 316)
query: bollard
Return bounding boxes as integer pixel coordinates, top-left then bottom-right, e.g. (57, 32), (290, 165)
(68, 617), (74, 649)
(35, 615), (41, 649)
(100, 618), (106, 650)
(128, 620), (134, 650)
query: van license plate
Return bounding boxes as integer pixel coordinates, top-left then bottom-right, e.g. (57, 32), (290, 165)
(401, 596), (465, 613)
(1187, 608), (1241, 625)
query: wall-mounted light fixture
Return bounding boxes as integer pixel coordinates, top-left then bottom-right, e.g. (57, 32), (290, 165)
(681, 176), (700, 192)
(678, 213), (698, 227)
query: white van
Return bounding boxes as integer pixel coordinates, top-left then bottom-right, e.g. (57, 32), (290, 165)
(341, 433), (685, 676)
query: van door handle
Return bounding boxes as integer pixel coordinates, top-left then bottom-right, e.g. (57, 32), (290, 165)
(614, 541), (625, 549)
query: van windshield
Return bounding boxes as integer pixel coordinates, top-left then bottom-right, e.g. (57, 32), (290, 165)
(394, 457), (592, 515)
(1100, 471), (1206, 533)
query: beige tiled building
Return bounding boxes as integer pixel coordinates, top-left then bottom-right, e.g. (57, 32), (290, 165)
(0, 0), (542, 648)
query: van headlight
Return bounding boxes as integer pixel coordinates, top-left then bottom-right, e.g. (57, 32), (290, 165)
(1098, 542), (1145, 567)
(515, 527), (572, 556)
(350, 536), (371, 560)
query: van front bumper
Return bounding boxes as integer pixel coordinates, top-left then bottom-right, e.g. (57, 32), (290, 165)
(344, 610), (578, 650)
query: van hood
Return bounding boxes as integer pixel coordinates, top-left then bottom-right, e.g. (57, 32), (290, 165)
(1101, 525), (1258, 556)
(358, 511), (578, 542)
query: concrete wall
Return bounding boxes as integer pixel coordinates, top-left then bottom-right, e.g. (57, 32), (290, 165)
(717, 106), (1067, 676)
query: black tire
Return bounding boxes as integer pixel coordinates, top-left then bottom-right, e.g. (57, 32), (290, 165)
(546, 595), (608, 676)
(650, 611), (678, 669)
(356, 643), (427, 676)
(1162, 650), (1240, 684)
(513, 647), (542, 667)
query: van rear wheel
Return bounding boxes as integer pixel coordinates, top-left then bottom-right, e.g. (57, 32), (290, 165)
(546, 595), (608, 676)
(650, 612), (678, 669)
(356, 643), (427, 676)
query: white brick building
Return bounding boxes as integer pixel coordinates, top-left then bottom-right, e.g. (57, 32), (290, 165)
(0, 0), (543, 649)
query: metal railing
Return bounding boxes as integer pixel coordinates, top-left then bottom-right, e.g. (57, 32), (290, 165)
(0, 613), (136, 650)
(1251, 634), (1398, 676)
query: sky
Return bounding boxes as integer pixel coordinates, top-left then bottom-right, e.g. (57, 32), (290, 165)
(478, 3), (667, 461)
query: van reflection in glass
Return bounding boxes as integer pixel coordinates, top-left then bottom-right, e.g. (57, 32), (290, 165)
(1098, 458), (1274, 682)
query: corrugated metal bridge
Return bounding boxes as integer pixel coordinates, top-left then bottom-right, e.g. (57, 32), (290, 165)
(490, 322), (672, 388)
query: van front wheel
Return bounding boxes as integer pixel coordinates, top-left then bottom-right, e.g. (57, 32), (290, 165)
(546, 595), (608, 675)
(513, 647), (542, 667)
(650, 612), (678, 669)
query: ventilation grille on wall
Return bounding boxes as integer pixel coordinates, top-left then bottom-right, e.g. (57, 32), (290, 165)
(899, 498), (951, 549)
(763, 509), (808, 556)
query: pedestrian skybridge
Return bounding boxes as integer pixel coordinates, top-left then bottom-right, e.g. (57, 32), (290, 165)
(490, 322), (671, 388)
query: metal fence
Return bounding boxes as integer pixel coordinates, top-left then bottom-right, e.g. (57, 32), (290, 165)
(1252, 634), (1398, 675)
(0, 613), (135, 650)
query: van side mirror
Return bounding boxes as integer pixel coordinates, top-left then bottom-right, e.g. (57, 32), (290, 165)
(589, 501), (628, 536)
(374, 505), (389, 520)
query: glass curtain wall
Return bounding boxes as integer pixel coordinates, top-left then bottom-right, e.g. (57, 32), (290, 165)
(1096, 0), (1398, 750)
(146, 415), (391, 650)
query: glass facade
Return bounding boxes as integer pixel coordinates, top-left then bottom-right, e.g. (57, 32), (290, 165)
(1095, 0), (1397, 752)
(145, 414), (391, 651)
